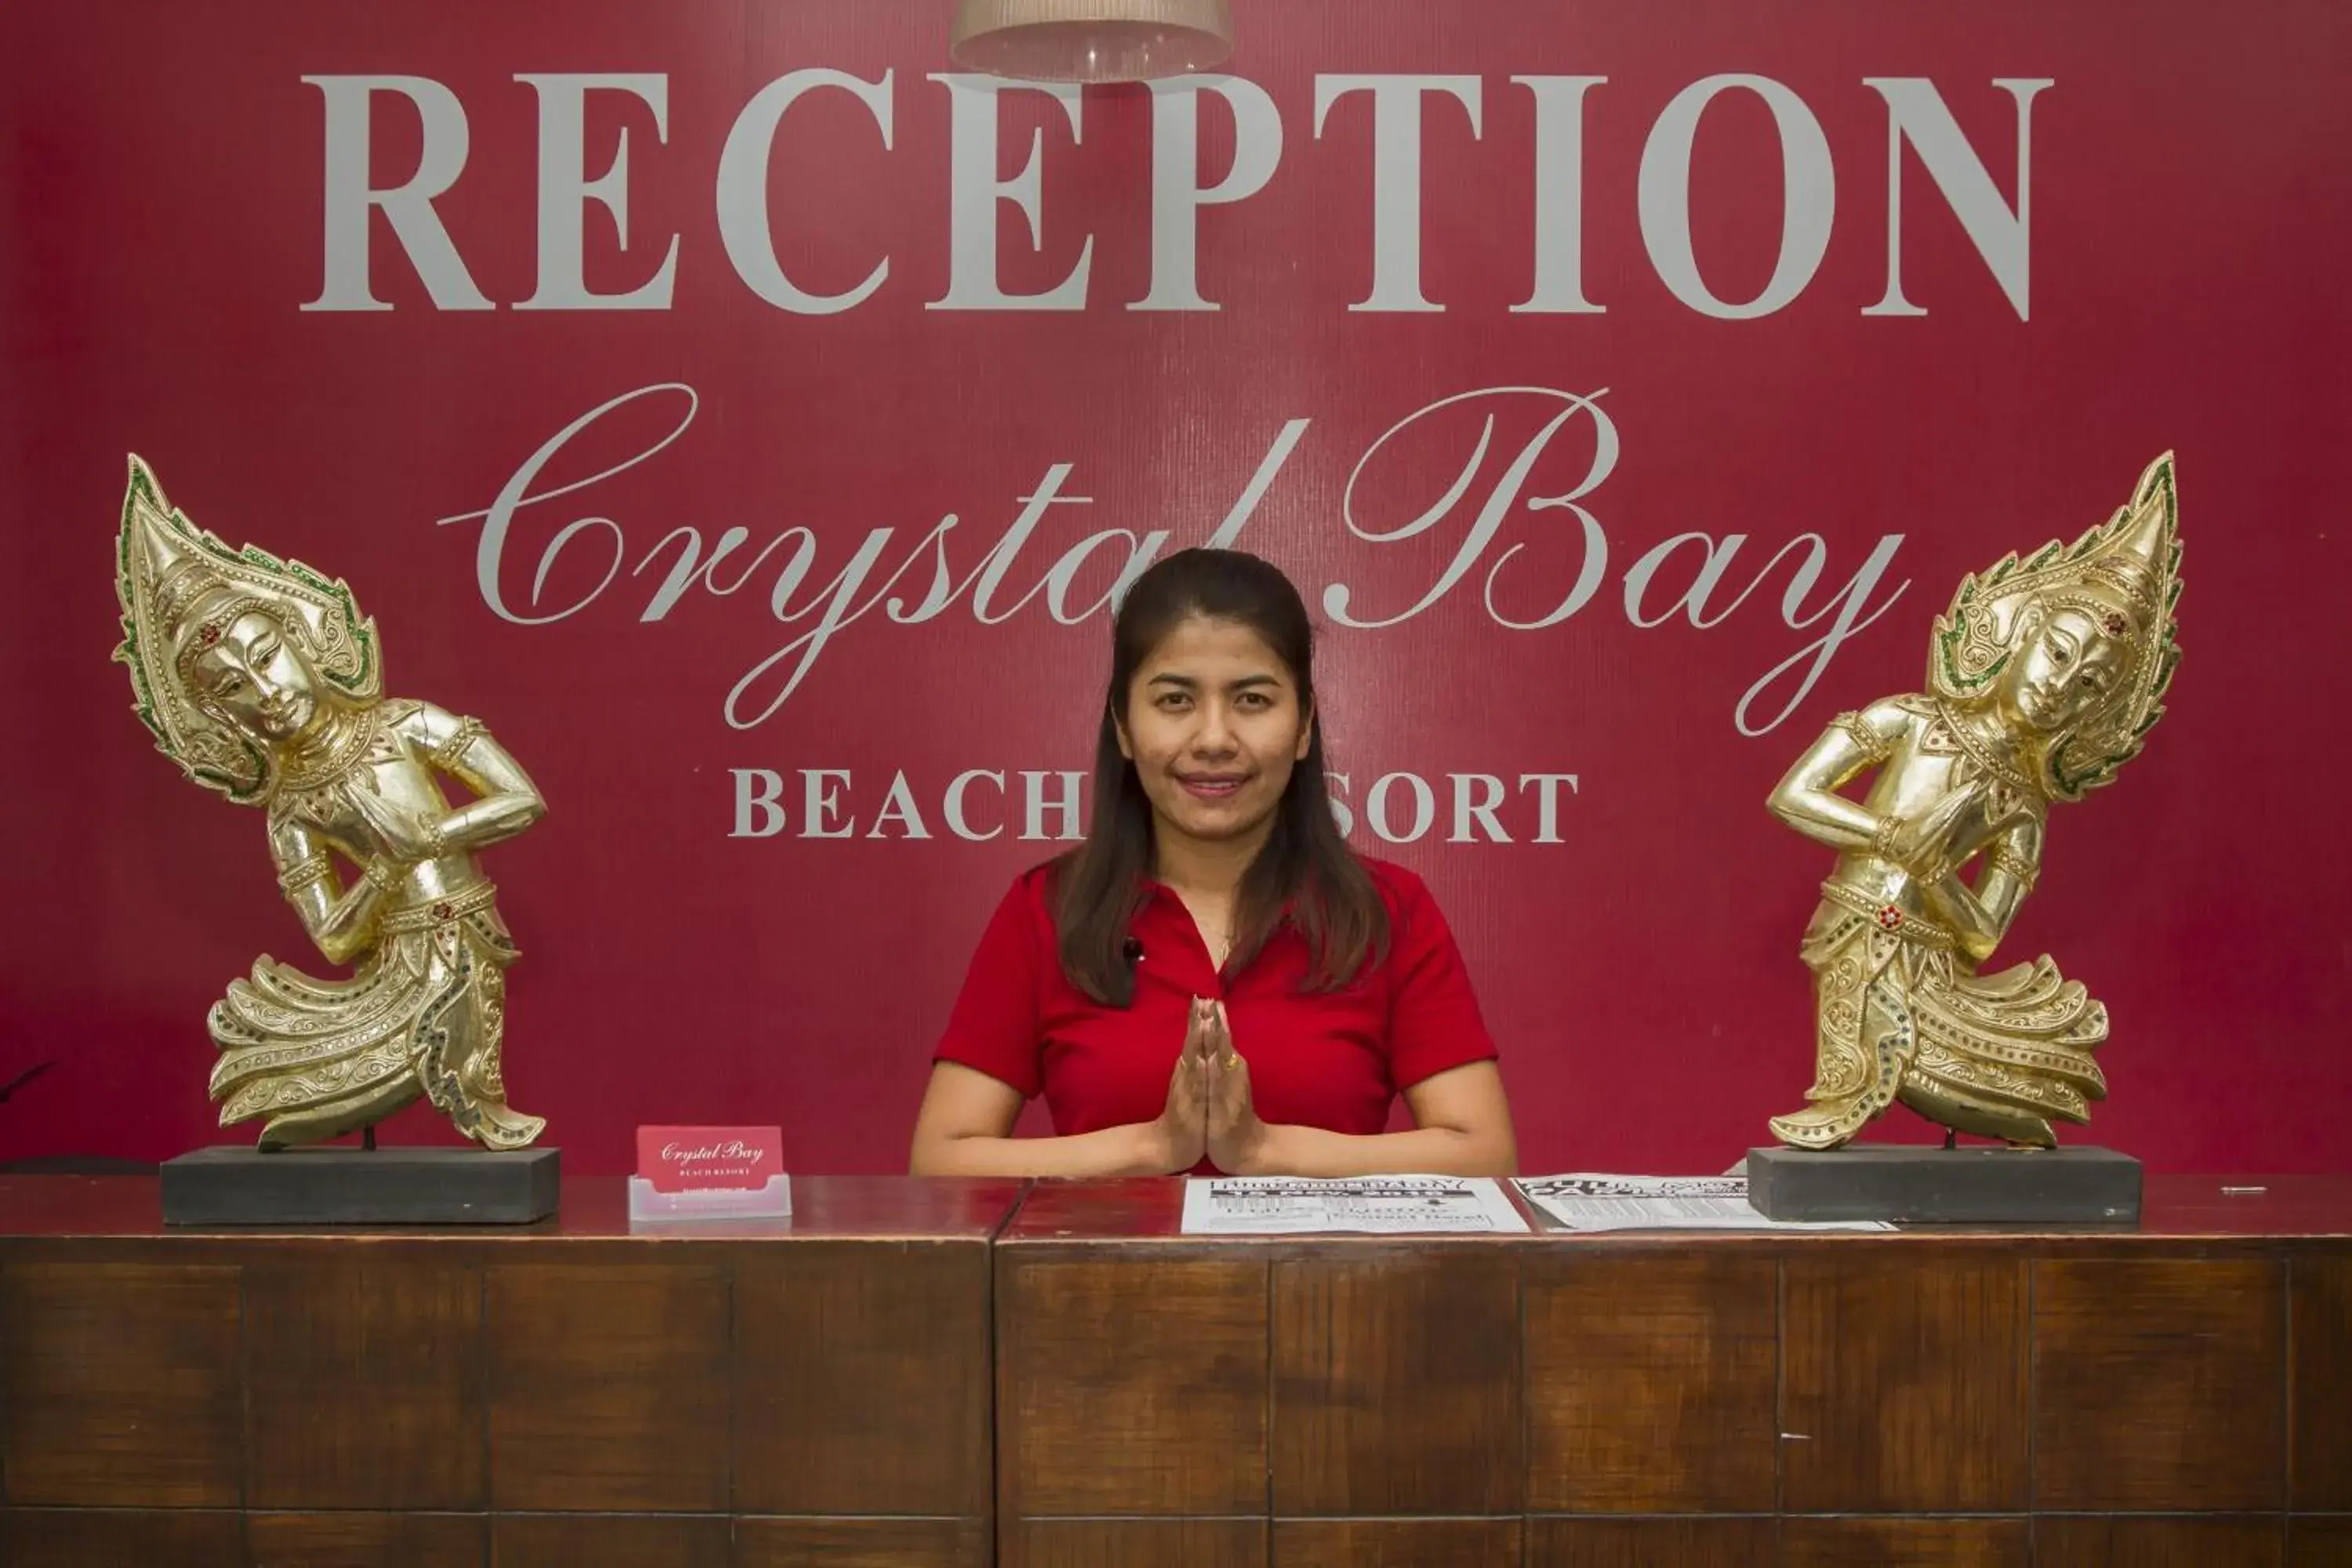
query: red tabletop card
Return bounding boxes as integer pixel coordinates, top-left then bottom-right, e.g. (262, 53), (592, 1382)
(636, 1126), (783, 1196)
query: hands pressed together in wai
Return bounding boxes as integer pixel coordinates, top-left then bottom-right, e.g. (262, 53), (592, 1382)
(1149, 996), (1269, 1175)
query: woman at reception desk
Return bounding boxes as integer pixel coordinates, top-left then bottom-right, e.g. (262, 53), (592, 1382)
(909, 550), (1518, 1179)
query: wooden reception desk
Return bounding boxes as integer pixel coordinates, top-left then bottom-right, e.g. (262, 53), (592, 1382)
(2, 1174), (2347, 1567)
(0, 1175), (1018, 1568)
(995, 1178), (2352, 1568)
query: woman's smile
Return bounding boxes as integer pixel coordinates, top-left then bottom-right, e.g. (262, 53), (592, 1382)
(1176, 771), (1249, 800)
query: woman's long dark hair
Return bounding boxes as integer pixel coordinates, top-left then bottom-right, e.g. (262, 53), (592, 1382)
(1053, 548), (1388, 1005)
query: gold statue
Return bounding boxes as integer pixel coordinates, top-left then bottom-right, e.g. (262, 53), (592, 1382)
(1766, 453), (2182, 1150)
(112, 456), (548, 1152)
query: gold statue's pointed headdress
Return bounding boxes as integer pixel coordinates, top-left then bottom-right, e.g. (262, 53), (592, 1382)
(112, 456), (383, 804)
(1929, 452), (2183, 802)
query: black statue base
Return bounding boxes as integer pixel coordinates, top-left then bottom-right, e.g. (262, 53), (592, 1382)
(160, 1145), (561, 1226)
(1747, 1143), (2141, 1225)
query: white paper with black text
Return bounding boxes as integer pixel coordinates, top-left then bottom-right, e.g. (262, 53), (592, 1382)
(1180, 1175), (1530, 1235)
(1514, 1174), (1894, 1232)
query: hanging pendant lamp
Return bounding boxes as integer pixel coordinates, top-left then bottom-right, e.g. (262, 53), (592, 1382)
(949, 0), (1236, 84)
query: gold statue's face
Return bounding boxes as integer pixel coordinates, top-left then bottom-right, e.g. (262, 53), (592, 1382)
(2005, 603), (2125, 735)
(190, 612), (319, 742)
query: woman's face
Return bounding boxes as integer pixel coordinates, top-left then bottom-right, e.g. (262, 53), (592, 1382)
(1117, 615), (1312, 853)
(190, 612), (319, 742)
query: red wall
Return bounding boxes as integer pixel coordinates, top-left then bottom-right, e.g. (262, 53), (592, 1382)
(4, 1), (2345, 1174)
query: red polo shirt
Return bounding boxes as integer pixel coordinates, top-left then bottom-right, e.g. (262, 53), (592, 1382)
(932, 858), (1497, 1158)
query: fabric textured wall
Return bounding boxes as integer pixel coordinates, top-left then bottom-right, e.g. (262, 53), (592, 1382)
(2, 1), (2343, 1174)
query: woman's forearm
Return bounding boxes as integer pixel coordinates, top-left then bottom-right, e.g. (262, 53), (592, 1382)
(1238, 1122), (1515, 1178)
(911, 1121), (1175, 1178)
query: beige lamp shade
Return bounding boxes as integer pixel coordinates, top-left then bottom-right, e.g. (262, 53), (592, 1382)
(949, 0), (1235, 83)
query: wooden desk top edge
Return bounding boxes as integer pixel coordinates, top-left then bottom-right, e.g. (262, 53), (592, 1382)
(4, 1172), (2343, 1247)
(992, 1172), (2352, 1247)
(0, 1174), (1032, 1243)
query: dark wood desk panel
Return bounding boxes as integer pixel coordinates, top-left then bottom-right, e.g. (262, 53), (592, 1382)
(2293, 1250), (2352, 1511)
(2033, 1515), (2288, 1567)
(735, 1237), (995, 1518)
(1011, 1517), (1266, 1567)
(2034, 1255), (2288, 1512)
(2292, 1517), (2352, 1566)
(0, 1258), (244, 1507)
(995, 1175), (2352, 1568)
(487, 1253), (735, 1512)
(1525, 1517), (1781, 1567)
(492, 1514), (732, 1568)
(2, 1508), (248, 1568)
(1524, 1250), (1778, 1513)
(1274, 1518), (1523, 1566)
(0, 1174), (1021, 1568)
(245, 1250), (488, 1510)
(1780, 1248), (2030, 1513)
(1272, 1248), (1523, 1515)
(248, 1512), (489, 1568)
(734, 1517), (993, 1567)
(999, 1249), (1269, 1519)
(1779, 1517), (2029, 1566)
